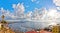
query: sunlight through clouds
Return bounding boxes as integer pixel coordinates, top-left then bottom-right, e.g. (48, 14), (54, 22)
(47, 9), (58, 18)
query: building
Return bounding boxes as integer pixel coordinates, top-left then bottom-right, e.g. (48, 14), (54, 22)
(52, 24), (60, 33)
(0, 15), (15, 33)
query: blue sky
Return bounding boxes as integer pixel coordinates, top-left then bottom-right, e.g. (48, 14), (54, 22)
(0, 0), (60, 21)
(0, 0), (56, 12)
(0, 0), (60, 31)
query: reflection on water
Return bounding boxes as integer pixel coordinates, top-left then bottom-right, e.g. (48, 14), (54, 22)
(8, 21), (60, 32)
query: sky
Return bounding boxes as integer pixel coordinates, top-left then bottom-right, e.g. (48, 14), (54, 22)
(0, 0), (55, 12)
(0, 0), (60, 31)
(0, 0), (60, 22)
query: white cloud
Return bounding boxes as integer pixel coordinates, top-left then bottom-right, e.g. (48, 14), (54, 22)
(0, 3), (25, 20)
(29, 8), (60, 23)
(29, 8), (60, 28)
(0, 8), (16, 19)
(52, 0), (60, 22)
(31, 8), (42, 20)
(26, 11), (32, 18)
(56, 7), (60, 10)
(0, 5), (60, 23)
(31, 0), (40, 4)
(53, 0), (60, 6)
(1, 3), (60, 29)
(11, 2), (60, 22)
(30, 8), (48, 21)
(47, 9), (58, 18)
(13, 3), (25, 18)
(31, 0), (36, 2)
(53, 0), (60, 11)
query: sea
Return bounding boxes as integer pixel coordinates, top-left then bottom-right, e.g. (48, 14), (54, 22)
(8, 21), (60, 32)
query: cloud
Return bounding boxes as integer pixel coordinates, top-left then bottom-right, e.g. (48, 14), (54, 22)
(30, 8), (48, 21)
(0, 3), (31, 20)
(53, 0), (60, 10)
(13, 3), (25, 12)
(28, 8), (60, 23)
(31, 0), (36, 2)
(0, 3), (25, 20)
(0, 4), (60, 22)
(0, 8), (17, 19)
(13, 3), (25, 19)
(31, 0), (40, 4)
(28, 8), (60, 29)
(56, 7), (60, 10)
(31, 8), (42, 20)
(52, 0), (60, 22)
(1, 3), (60, 30)
(26, 11), (32, 18)
(53, 0), (60, 6)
